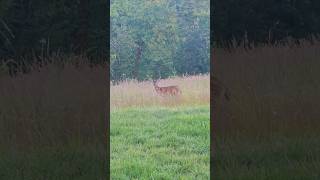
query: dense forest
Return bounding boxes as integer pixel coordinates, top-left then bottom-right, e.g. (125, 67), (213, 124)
(111, 0), (210, 82)
(1, 0), (320, 80)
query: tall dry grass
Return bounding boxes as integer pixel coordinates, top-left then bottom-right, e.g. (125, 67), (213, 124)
(0, 56), (107, 150)
(111, 74), (209, 110)
(214, 40), (320, 138)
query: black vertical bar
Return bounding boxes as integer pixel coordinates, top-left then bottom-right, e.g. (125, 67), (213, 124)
(106, 0), (111, 179)
(210, 0), (215, 178)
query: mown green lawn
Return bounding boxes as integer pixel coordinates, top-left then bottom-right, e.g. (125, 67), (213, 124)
(111, 106), (210, 179)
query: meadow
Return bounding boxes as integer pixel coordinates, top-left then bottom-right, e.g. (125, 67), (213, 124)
(111, 75), (210, 179)
(0, 56), (107, 179)
(213, 40), (320, 179)
(111, 74), (209, 109)
(2, 40), (320, 179)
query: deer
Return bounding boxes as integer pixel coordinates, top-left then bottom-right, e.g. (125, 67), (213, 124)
(152, 79), (181, 96)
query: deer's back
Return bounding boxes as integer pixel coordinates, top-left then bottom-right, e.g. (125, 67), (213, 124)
(157, 85), (181, 95)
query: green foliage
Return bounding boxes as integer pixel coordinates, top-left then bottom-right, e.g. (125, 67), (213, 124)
(111, 0), (210, 81)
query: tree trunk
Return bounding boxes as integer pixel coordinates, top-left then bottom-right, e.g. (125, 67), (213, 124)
(133, 45), (142, 80)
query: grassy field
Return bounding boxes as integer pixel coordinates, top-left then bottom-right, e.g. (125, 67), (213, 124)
(111, 74), (209, 109)
(213, 40), (320, 179)
(111, 75), (210, 179)
(111, 106), (209, 179)
(0, 57), (107, 179)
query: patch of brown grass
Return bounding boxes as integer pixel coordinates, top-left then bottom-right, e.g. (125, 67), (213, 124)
(111, 74), (209, 110)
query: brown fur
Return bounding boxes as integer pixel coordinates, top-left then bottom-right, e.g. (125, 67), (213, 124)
(153, 79), (181, 96)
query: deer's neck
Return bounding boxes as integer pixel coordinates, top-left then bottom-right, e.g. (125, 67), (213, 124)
(153, 83), (160, 90)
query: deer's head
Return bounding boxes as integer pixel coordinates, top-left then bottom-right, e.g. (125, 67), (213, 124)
(152, 79), (158, 86)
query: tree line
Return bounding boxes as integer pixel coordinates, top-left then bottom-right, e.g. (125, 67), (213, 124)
(1, 0), (320, 79)
(213, 0), (320, 48)
(111, 0), (210, 82)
